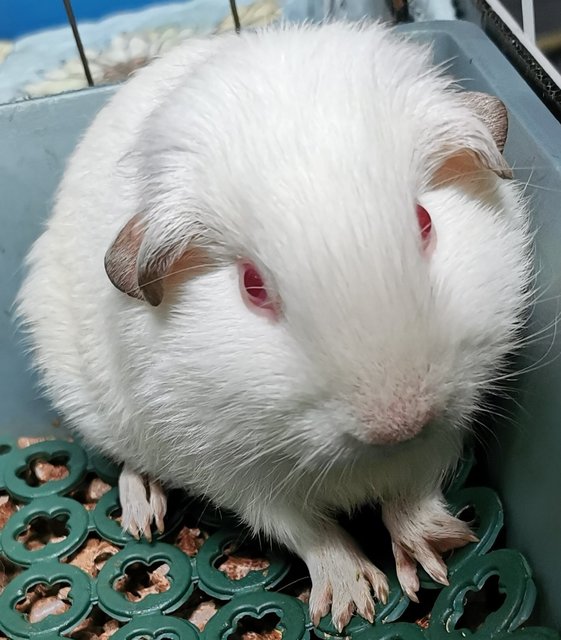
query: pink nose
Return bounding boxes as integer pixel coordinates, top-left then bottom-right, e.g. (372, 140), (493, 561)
(364, 418), (427, 445)
(361, 406), (434, 446)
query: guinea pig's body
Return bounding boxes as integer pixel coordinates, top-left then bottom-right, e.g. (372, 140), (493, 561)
(17, 21), (532, 630)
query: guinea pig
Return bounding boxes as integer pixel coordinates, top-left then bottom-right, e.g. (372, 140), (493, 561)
(16, 20), (533, 631)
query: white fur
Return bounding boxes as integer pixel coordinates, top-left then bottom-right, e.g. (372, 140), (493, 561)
(16, 21), (533, 630)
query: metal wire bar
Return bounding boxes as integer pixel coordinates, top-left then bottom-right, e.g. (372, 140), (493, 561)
(483, 0), (561, 91)
(477, 0), (561, 122)
(62, 0), (94, 86)
(229, 0), (242, 33)
(521, 0), (536, 44)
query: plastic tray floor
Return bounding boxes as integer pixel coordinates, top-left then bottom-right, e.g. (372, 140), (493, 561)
(0, 437), (558, 640)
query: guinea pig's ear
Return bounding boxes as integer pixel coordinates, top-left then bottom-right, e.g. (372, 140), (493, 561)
(432, 91), (512, 185)
(104, 213), (145, 302)
(458, 90), (513, 180)
(460, 91), (508, 155)
(104, 213), (206, 307)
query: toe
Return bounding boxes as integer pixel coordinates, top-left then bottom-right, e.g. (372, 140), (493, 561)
(309, 583), (332, 627)
(149, 481), (167, 534)
(121, 511), (140, 539)
(118, 467), (155, 540)
(364, 565), (389, 605)
(427, 512), (478, 554)
(121, 503), (146, 539)
(127, 500), (151, 540)
(354, 583), (375, 624)
(331, 595), (354, 633)
(392, 543), (419, 603)
(415, 542), (449, 585)
(142, 517), (153, 542)
(431, 529), (479, 554)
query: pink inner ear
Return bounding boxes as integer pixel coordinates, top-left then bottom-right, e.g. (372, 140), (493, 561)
(239, 260), (279, 320)
(416, 204), (436, 254)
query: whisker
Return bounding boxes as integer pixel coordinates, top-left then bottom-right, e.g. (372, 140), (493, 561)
(126, 261), (220, 296)
(277, 575), (310, 594)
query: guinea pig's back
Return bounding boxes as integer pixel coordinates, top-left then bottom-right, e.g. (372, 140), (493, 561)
(16, 37), (228, 445)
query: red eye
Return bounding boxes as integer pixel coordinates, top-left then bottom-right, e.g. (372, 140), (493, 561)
(416, 203), (432, 249)
(244, 265), (268, 304)
(239, 261), (278, 319)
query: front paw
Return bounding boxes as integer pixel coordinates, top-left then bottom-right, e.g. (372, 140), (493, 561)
(118, 466), (167, 541)
(307, 548), (389, 632)
(383, 495), (477, 601)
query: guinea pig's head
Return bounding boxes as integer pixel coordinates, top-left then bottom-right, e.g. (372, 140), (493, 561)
(105, 23), (533, 460)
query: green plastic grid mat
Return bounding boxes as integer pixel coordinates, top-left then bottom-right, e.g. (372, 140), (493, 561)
(0, 436), (558, 640)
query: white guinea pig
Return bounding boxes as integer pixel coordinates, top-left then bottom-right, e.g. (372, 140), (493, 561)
(17, 20), (532, 631)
